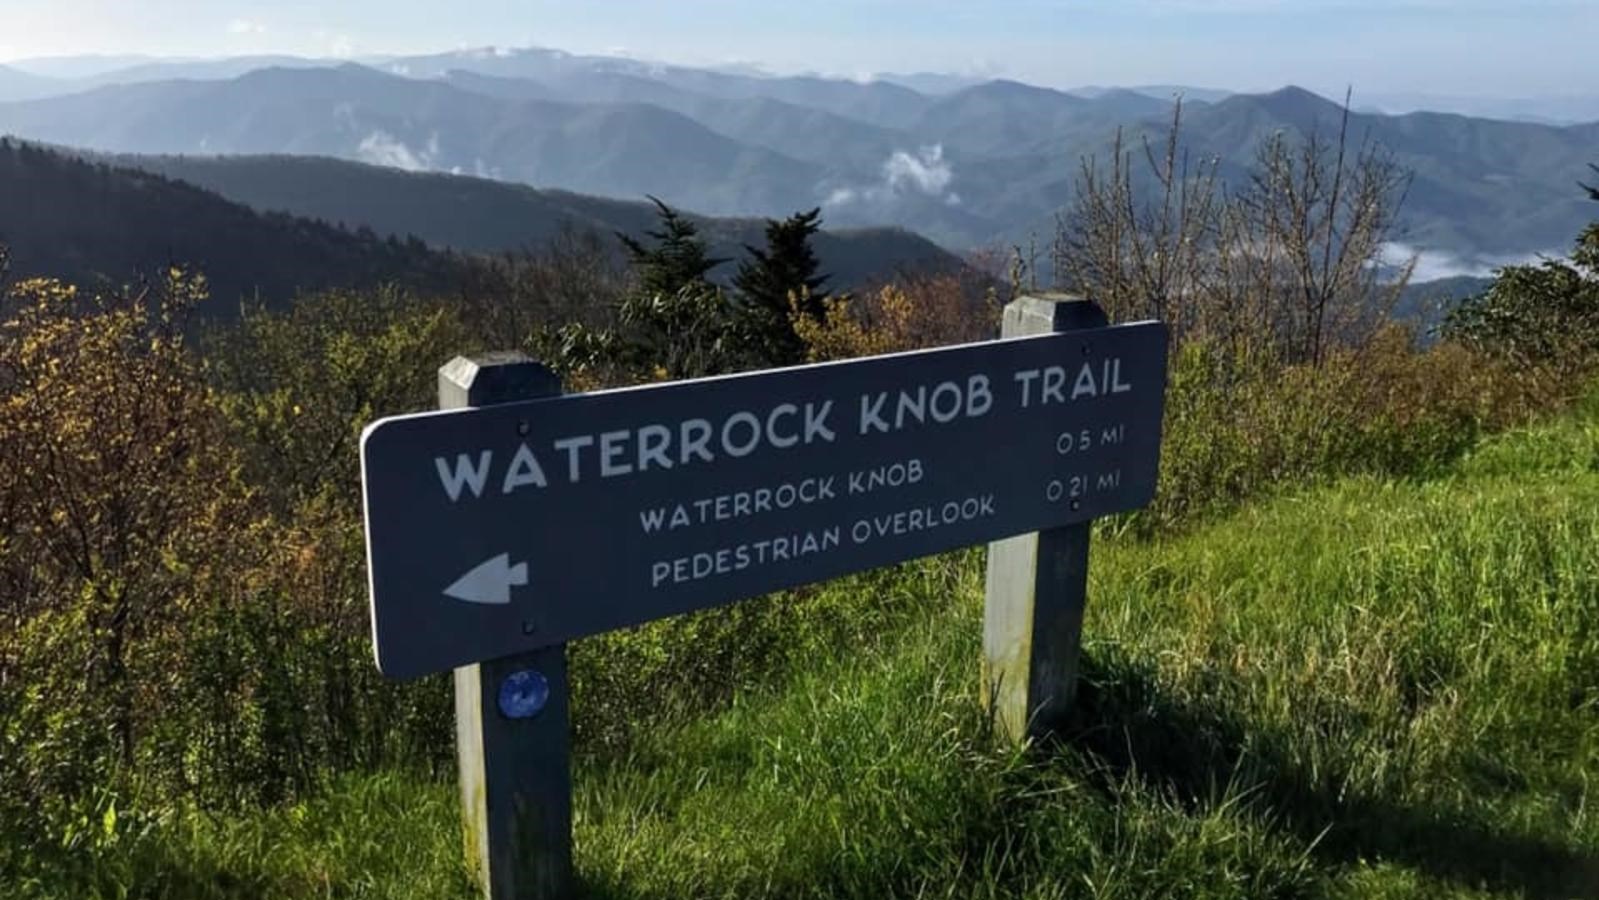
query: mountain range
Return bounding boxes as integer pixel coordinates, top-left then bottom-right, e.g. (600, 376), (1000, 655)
(2, 47), (1596, 275)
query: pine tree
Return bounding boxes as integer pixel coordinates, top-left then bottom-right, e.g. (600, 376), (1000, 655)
(616, 196), (727, 298)
(607, 196), (751, 378)
(734, 207), (830, 366)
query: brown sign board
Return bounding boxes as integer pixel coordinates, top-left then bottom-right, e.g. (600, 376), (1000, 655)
(361, 322), (1168, 679)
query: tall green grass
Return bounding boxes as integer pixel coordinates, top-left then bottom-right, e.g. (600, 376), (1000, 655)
(10, 403), (1598, 898)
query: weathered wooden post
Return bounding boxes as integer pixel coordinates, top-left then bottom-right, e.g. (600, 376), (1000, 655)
(439, 353), (573, 900)
(983, 294), (1109, 743)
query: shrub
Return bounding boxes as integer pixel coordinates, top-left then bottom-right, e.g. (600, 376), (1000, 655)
(0, 271), (259, 831)
(1150, 325), (1558, 526)
(1443, 222), (1599, 375)
(792, 274), (1000, 363)
(205, 285), (472, 513)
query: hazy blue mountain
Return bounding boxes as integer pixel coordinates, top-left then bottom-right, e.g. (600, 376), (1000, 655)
(439, 70), (913, 169)
(873, 71), (989, 95)
(1356, 91), (1599, 125)
(1174, 87), (1599, 255)
(440, 67), (692, 107)
(0, 64), (829, 217)
(1069, 84), (1233, 104)
(663, 93), (910, 170)
(0, 55), (347, 100)
(971, 85), (1598, 258)
(652, 71), (932, 129)
(94, 55), (343, 87)
(1079, 88), (1191, 119)
(910, 81), (1092, 156)
(376, 46), (650, 82)
(3, 60), (1595, 264)
(79, 55), (342, 88)
(86, 151), (963, 289)
(384, 47), (937, 128)
(4, 54), (161, 79)
(1394, 275), (1494, 333)
(0, 64), (492, 154)
(0, 65), (62, 103)
(908, 81), (1187, 157)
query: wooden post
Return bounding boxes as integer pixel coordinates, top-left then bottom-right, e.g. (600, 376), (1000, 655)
(983, 294), (1109, 743)
(440, 353), (573, 900)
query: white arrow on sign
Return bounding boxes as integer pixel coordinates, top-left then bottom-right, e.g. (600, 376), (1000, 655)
(443, 553), (529, 605)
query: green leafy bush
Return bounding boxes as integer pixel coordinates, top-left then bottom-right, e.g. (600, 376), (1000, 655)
(1443, 222), (1599, 371)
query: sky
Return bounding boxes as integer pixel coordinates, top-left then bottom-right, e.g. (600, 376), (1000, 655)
(0, 0), (1595, 97)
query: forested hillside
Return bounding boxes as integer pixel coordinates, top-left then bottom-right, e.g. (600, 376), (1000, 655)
(87, 151), (964, 288)
(0, 140), (468, 306)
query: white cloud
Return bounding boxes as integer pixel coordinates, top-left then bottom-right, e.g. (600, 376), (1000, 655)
(312, 28), (355, 58)
(226, 18), (266, 35)
(356, 131), (440, 172)
(824, 144), (960, 210)
(883, 145), (954, 195)
(1380, 242), (1551, 282)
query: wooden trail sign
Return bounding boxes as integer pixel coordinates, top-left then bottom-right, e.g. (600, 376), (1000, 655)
(359, 295), (1167, 898)
(363, 315), (1166, 679)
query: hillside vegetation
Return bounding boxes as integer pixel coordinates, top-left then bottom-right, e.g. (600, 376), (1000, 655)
(10, 389), (1598, 899)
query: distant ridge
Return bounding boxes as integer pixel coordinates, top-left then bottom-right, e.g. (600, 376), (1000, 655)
(0, 139), (468, 309)
(85, 150), (965, 290)
(0, 64), (59, 103)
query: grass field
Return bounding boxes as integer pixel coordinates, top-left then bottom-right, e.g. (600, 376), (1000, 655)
(12, 396), (1599, 899)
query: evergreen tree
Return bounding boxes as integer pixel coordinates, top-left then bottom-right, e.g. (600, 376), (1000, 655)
(606, 196), (751, 378)
(616, 196), (727, 298)
(1444, 176), (1599, 364)
(734, 207), (830, 366)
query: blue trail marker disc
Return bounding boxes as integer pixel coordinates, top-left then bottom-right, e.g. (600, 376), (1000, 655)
(497, 669), (550, 719)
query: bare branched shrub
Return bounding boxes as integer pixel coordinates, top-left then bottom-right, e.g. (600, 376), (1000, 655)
(1236, 99), (1413, 364)
(1056, 93), (1413, 367)
(1055, 101), (1222, 336)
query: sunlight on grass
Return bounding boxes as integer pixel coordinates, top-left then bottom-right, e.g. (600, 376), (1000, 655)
(14, 403), (1598, 899)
